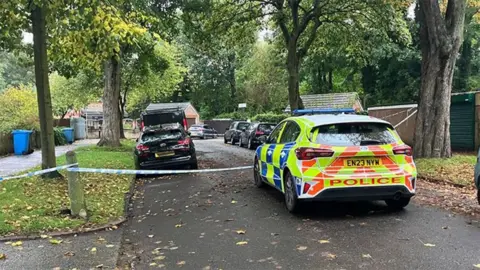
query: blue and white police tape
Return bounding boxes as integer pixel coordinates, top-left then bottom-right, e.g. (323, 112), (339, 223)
(67, 165), (253, 175)
(0, 163), (79, 182)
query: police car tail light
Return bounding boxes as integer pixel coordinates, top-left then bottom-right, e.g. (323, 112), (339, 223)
(303, 182), (311, 193)
(295, 147), (334, 160)
(393, 145), (412, 156)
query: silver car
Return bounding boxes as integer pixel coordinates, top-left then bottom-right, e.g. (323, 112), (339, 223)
(474, 149), (480, 204)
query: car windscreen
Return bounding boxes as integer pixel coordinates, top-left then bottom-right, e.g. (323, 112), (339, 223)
(258, 124), (276, 132)
(311, 122), (397, 146)
(142, 129), (183, 143)
(237, 123), (250, 130)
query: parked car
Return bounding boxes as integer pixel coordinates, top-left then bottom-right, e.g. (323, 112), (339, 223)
(239, 122), (277, 149)
(188, 124), (217, 139)
(140, 107), (188, 131)
(474, 149), (480, 204)
(224, 121), (250, 145)
(134, 123), (198, 170)
(253, 113), (416, 213)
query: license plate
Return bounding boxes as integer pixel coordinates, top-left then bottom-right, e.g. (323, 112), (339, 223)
(155, 152), (175, 158)
(344, 158), (381, 167)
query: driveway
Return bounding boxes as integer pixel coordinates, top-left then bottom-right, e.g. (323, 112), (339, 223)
(118, 139), (480, 269)
(0, 139), (98, 177)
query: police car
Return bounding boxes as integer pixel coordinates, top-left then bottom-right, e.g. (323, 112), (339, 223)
(253, 109), (417, 213)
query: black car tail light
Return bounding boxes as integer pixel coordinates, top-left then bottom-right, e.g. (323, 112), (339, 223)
(174, 138), (191, 151)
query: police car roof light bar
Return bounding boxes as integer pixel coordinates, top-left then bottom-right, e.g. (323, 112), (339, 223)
(292, 108), (355, 115)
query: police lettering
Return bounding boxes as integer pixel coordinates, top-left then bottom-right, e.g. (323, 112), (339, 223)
(329, 177), (402, 186)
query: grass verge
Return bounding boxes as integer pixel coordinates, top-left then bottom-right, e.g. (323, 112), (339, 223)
(0, 140), (135, 236)
(416, 154), (476, 187)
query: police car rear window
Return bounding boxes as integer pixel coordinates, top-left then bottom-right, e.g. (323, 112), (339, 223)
(142, 130), (183, 142)
(312, 122), (396, 146)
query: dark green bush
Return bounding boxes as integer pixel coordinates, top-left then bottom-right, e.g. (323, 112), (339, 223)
(54, 127), (67, 146)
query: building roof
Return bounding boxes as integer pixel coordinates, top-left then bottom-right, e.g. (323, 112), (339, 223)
(146, 102), (192, 112)
(292, 114), (390, 128)
(284, 92), (362, 112)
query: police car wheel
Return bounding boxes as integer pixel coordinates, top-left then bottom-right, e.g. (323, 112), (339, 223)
(253, 157), (265, 188)
(385, 197), (410, 210)
(284, 172), (300, 213)
(224, 136), (228, 144)
(248, 138), (254, 150)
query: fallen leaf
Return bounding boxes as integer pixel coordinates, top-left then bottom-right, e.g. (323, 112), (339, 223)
(148, 235), (154, 238)
(64, 251), (75, 257)
(359, 222), (367, 226)
(231, 200), (237, 204)
(225, 219), (234, 222)
(91, 247), (97, 253)
(96, 264), (104, 269)
(170, 246), (179, 250)
(362, 254), (372, 259)
(5, 242), (11, 245)
(106, 244), (115, 248)
(53, 267), (61, 270)
(175, 224), (183, 228)
(155, 241), (162, 244)
(40, 235), (49, 239)
(296, 246), (308, 251)
(318, 240), (330, 244)
(154, 256), (166, 261)
(49, 239), (63, 245)
(322, 252), (337, 259)
(11, 241), (22, 247)
(236, 230), (246, 235)
(424, 243), (436, 247)
(236, 241), (248, 246)
(149, 262), (157, 266)
(0, 253), (6, 260)
(26, 206), (33, 210)
(177, 261), (186, 265)
(473, 264), (480, 268)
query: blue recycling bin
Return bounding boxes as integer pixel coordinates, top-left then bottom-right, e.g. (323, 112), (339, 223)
(12, 130), (33, 155)
(62, 128), (74, 144)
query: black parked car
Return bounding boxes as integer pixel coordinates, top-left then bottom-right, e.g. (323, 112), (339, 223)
(224, 121), (250, 145)
(239, 122), (277, 149)
(134, 123), (198, 170)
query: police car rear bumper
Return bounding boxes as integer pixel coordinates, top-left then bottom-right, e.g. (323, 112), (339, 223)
(304, 186), (414, 202)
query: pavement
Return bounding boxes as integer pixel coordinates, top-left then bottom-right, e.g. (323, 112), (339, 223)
(0, 139), (98, 177)
(118, 139), (480, 270)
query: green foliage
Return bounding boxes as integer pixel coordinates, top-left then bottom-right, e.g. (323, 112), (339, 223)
(50, 72), (101, 117)
(0, 51), (35, 92)
(251, 113), (288, 123)
(0, 85), (39, 132)
(214, 111), (250, 120)
(53, 127), (67, 146)
(236, 42), (288, 114)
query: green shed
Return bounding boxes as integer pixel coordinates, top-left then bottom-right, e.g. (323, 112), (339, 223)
(450, 92), (476, 151)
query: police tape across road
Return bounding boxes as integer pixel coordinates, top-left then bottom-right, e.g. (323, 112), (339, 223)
(0, 163), (79, 182)
(0, 164), (254, 182)
(66, 166), (253, 175)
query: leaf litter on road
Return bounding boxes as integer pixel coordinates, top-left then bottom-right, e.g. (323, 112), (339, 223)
(11, 241), (22, 247)
(236, 241), (248, 246)
(0, 253), (6, 260)
(296, 246), (308, 251)
(322, 252), (337, 260)
(236, 229), (246, 235)
(49, 239), (63, 245)
(318, 240), (330, 244)
(362, 254), (372, 259)
(473, 264), (480, 268)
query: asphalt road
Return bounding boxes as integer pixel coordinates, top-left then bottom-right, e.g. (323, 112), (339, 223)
(118, 138), (480, 270)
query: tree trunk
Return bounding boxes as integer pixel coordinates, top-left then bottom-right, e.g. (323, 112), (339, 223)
(455, 35), (472, 92)
(414, 0), (466, 158)
(328, 70), (333, 92)
(227, 52), (236, 111)
(98, 57), (121, 147)
(287, 42), (304, 112)
(31, 4), (59, 177)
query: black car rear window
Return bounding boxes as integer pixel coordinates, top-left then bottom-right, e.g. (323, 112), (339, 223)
(258, 124), (276, 132)
(142, 129), (183, 142)
(311, 122), (397, 146)
(237, 123), (250, 130)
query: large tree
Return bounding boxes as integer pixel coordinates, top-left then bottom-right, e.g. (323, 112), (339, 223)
(0, 1), (59, 175)
(414, 0), (467, 158)
(207, 0), (409, 111)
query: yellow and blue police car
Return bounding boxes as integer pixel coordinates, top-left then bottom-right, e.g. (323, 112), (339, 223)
(253, 109), (417, 213)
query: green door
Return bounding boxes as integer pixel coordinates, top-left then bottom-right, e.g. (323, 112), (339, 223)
(450, 97), (475, 151)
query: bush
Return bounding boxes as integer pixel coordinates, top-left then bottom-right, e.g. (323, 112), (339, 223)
(0, 85), (39, 132)
(251, 112), (288, 123)
(214, 111), (250, 120)
(54, 127), (67, 146)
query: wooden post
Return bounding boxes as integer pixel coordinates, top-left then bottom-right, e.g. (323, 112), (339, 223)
(66, 151), (87, 219)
